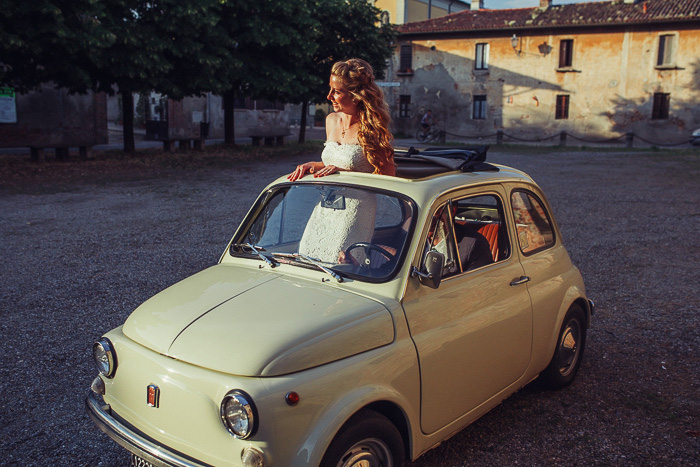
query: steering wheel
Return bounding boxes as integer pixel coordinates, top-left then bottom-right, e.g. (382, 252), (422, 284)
(344, 242), (393, 268)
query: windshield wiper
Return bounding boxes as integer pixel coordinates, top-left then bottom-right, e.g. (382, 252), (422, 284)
(230, 243), (279, 268)
(273, 252), (343, 283)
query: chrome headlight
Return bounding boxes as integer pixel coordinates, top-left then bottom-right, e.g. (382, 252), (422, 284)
(220, 390), (257, 439)
(93, 338), (117, 378)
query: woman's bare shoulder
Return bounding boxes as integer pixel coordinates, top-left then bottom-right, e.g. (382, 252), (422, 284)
(326, 111), (340, 125)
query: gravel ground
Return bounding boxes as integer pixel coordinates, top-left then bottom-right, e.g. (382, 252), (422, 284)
(1, 148), (699, 466)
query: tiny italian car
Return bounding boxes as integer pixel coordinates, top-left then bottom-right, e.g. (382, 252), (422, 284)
(86, 147), (594, 467)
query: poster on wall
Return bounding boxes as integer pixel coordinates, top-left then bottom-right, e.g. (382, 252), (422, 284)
(0, 87), (17, 123)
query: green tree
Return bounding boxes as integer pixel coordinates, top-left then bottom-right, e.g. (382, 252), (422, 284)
(0, 0), (392, 152)
(216, 0), (319, 145)
(296, 0), (397, 143)
(89, 0), (238, 152)
(149, 1), (237, 100)
(0, 0), (110, 93)
(2, 0), (237, 153)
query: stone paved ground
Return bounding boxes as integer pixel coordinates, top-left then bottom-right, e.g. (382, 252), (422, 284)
(0, 146), (698, 466)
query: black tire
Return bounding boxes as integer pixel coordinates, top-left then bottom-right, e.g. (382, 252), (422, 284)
(415, 129), (427, 142)
(540, 304), (587, 389)
(320, 409), (405, 467)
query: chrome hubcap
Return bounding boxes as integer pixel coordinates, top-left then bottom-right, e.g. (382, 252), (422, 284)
(557, 319), (581, 377)
(338, 438), (393, 467)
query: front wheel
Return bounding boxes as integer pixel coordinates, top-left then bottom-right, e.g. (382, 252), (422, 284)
(540, 304), (587, 389)
(415, 129), (427, 142)
(320, 410), (405, 467)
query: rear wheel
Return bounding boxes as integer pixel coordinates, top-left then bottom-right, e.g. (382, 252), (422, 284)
(415, 129), (427, 142)
(320, 410), (405, 467)
(540, 304), (587, 389)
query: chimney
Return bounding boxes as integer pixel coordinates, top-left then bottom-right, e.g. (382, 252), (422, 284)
(540, 0), (552, 7)
(471, 0), (484, 10)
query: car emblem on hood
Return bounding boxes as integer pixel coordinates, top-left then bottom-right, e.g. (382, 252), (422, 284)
(147, 384), (160, 408)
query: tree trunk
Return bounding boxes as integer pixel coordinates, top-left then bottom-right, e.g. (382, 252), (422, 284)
(298, 100), (308, 144)
(121, 89), (136, 154)
(223, 90), (236, 146)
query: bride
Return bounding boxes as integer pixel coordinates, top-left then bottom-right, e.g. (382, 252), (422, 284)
(288, 58), (396, 264)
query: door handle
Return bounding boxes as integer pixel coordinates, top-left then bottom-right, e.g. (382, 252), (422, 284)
(510, 276), (531, 286)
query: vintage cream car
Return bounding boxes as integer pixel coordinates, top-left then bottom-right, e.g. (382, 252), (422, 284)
(86, 148), (594, 467)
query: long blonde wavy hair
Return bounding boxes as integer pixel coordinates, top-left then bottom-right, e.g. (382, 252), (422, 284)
(331, 59), (395, 175)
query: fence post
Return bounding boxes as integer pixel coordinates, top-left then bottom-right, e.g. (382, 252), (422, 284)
(626, 132), (634, 148)
(497, 130), (503, 145)
(559, 131), (567, 147)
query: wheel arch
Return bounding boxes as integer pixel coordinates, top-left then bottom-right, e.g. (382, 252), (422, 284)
(573, 296), (594, 328)
(555, 285), (591, 334)
(535, 287), (590, 372)
(363, 400), (413, 461)
(302, 389), (416, 466)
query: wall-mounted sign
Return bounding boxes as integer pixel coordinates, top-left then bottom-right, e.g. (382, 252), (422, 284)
(377, 82), (401, 87)
(0, 87), (17, 123)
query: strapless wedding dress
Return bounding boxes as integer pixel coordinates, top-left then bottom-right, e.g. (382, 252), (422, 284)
(298, 142), (377, 263)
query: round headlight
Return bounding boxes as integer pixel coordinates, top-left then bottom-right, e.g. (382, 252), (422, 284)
(220, 391), (257, 439)
(93, 338), (117, 378)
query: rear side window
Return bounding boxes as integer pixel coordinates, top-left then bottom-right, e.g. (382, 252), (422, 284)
(510, 191), (555, 255)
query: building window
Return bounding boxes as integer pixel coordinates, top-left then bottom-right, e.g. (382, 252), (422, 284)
(651, 93), (670, 120)
(473, 95), (487, 120)
(559, 39), (574, 68)
(475, 43), (489, 70)
(399, 45), (413, 74)
(399, 95), (411, 119)
(555, 95), (570, 120)
(657, 35), (675, 67)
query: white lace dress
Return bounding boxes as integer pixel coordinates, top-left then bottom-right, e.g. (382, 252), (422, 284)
(298, 142), (377, 263)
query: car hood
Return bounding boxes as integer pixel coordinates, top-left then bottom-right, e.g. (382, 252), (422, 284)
(122, 264), (394, 376)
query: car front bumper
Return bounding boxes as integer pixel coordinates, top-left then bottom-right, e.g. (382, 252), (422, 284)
(86, 390), (211, 467)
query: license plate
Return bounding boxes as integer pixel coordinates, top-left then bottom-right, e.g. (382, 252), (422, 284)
(130, 454), (156, 467)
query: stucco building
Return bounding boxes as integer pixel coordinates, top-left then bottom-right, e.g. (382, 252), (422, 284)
(388, 0), (700, 144)
(374, 0), (470, 24)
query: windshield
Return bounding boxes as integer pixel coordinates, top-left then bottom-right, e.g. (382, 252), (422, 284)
(232, 183), (415, 282)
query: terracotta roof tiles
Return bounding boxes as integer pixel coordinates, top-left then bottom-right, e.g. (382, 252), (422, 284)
(398, 0), (700, 35)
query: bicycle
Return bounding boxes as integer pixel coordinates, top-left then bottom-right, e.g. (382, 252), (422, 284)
(415, 125), (444, 143)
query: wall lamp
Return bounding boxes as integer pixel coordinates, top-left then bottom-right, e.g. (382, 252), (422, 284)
(511, 34), (521, 56)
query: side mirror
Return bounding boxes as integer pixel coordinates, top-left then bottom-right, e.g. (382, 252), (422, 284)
(412, 251), (444, 289)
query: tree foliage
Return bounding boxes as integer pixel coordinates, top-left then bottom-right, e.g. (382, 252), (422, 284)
(296, 0), (397, 142)
(0, 0), (395, 150)
(215, 0), (319, 144)
(0, 0), (110, 93)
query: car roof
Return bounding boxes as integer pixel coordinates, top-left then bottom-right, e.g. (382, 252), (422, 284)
(272, 146), (539, 208)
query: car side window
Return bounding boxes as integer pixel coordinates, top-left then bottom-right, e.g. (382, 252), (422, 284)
(510, 191), (555, 255)
(424, 194), (508, 279)
(452, 194), (508, 270)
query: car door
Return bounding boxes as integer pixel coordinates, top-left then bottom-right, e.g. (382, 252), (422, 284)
(401, 189), (533, 434)
(508, 186), (576, 365)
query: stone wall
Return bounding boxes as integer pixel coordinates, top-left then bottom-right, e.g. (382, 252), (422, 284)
(0, 84), (108, 150)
